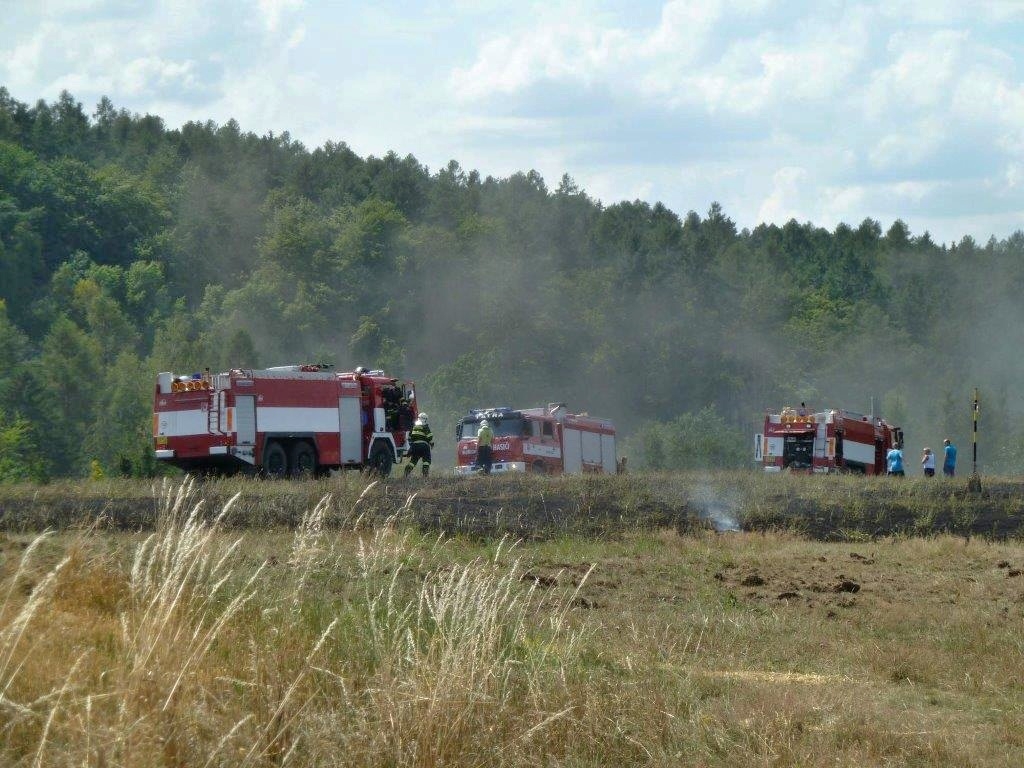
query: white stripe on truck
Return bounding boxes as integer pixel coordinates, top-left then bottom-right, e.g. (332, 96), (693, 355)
(257, 407), (339, 433)
(155, 409), (207, 437)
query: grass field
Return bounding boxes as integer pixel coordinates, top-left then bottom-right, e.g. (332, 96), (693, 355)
(0, 474), (1022, 766)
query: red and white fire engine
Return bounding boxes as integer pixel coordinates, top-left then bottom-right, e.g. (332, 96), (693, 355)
(153, 365), (418, 476)
(454, 405), (617, 475)
(755, 405), (903, 474)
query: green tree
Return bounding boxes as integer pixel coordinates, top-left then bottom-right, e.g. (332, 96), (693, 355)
(0, 412), (48, 483)
(37, 316), (103, 474)
(85, 350), (151, 471)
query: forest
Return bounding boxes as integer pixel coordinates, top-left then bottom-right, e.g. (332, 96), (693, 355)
(1, 88), (1023, 481)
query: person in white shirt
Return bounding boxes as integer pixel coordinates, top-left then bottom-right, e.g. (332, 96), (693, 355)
(921, 447), (936, 477)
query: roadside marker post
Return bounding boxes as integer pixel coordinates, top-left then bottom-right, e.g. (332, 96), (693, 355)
(968, 388), (981, 493)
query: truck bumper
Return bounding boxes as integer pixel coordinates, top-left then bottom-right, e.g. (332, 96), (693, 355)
(155, 449), (175, 460)
(455, 461), (526, 475)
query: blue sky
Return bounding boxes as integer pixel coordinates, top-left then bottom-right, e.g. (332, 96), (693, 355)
(3, 0), (1023, 243)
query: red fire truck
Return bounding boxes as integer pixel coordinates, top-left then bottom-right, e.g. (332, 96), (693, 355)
(755, 405), (903, 474)
(153, 365), (417, 476)
(454, 405), (616, 475)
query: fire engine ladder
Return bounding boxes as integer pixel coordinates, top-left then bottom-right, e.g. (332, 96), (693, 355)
(207, 389), (222, 434)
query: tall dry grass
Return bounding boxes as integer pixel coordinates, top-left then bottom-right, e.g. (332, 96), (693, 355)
(1, 478), (1022, 765)
(0, 480), (593, 767)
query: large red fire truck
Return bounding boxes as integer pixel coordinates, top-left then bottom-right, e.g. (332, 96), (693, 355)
(454, 405), (616, 475)
(153, 365), (417, 476)
(755, 405), (903, 474)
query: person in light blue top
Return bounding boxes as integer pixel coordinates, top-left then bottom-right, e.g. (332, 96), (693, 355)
(942, 438), (957, 477)
(886, 444), (905, 476)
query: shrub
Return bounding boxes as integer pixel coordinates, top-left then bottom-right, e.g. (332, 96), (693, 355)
(631, 406), (747, 470)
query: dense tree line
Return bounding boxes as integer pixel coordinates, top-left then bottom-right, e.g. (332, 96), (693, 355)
(2, 89), (1023, 480)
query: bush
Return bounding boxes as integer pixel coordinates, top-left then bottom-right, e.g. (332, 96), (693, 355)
(631, 406), (747, 470)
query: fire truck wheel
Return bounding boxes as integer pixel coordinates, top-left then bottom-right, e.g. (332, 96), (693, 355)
(263, 441), (288, 478)
(368, 442), (394, 477)
(290, 442), (317, 478)
(531, 460), (546, 475)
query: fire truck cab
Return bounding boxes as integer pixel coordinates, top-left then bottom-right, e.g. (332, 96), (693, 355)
(454, 404), (616, 475)
(755, 405), (902, 475)
(153, 365), (417, 476)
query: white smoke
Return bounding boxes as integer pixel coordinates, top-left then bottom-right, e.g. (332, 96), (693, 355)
(692, 479), (742, 532)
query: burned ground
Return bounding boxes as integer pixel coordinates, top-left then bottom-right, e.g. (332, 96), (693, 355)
(1, 472), (1023, 541)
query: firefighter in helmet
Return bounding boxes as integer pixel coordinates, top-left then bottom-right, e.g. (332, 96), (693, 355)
(404, 413), (434, 477)
(476, 419), (494, 474)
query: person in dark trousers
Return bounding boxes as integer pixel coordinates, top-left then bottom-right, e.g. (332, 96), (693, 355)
(886, 444), (905, 476)
(943, 438), (957, 477)
(404, 414), (434, 477)
(921, 447), (935, 477)
(476, 419), (494, 474)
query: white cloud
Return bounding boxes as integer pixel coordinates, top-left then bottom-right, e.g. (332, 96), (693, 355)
(121, 57), (198, 96)
(953, 67), (1024, 156)
(863, 30), (967, 120)
(256, 0), (304, 34)
(868, 120), (947, 170)
(449, 17), (633, 101)
(879, 0), (1024, 25)
(757, 166), (810, 224)
(645, 0), (724, 58)
(2, 28), (47, 89)
(1005, 163), (1023, 189)
(452, 2), (871, 119)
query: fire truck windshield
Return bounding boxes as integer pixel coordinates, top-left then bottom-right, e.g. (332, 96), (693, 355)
(458, 418), (527, 440)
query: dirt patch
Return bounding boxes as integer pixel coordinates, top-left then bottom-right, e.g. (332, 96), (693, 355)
(521, 571), (558, 588)
(834, 579), (861, 593)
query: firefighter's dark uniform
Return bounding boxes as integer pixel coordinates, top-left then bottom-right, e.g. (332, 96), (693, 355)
(405, 421), (434, 477)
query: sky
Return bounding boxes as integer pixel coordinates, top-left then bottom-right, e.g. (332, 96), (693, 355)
(2, 0), (1023, 243)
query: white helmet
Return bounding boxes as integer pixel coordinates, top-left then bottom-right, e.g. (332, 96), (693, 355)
(415, 414), (427, 426)
(480, 419), (489, 428)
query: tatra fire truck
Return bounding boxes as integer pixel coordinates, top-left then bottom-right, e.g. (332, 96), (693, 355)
(454, 405), (616, 475)
(755, 405), (902, 474)
(153, 365), (417, 476)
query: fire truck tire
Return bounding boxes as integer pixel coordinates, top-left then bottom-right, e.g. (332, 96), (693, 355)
(263, 441), (288, 478)
(368, 442), (394, 477)
(531, 460), (546, 475)
(289, 441), (317, 478)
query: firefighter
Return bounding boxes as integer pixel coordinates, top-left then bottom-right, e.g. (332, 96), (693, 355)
(476, 419), (494, 474)
(382, 382), (402, 429)
(404, 414), (434, 477)
(397, 395), (414, 431)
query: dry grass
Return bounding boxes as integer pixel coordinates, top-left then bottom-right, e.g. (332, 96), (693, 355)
(3, 470), (1024, 540)
(0, 479), (1022, 766)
